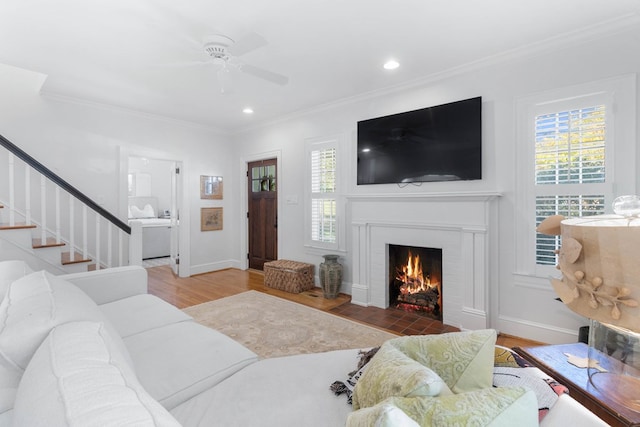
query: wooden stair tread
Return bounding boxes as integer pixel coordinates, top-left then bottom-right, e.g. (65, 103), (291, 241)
(32, 237), (65, 249)
(61, 252), (92, 265)
(0, 222), (37, 230)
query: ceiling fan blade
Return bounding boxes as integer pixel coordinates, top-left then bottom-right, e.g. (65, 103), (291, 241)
(229, 32), (268, 57)
(240, 64), (289, 86)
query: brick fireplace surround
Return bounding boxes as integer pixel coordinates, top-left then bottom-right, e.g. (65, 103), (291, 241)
(348, 192), (501, 331)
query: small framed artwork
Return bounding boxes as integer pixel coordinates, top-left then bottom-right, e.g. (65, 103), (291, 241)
(200, 175), (223, 199)
(201, 207), (223, 231)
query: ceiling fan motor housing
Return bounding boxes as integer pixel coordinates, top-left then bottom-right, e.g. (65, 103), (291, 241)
(203, 34), (234, 59)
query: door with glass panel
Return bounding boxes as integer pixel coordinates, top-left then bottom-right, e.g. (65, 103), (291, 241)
(247, 159), (278, 270)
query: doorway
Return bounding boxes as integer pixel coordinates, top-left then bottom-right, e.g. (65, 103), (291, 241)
(247, 158), (278, 270)
(128, 156), (182, 275)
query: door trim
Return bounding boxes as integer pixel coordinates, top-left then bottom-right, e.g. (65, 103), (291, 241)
(239, 150), (282, 270)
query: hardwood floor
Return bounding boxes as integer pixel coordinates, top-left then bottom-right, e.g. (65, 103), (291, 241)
(147, 266), (544, 348)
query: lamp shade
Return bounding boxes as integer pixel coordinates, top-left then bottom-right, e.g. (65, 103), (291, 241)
(550, 215), (640, 332)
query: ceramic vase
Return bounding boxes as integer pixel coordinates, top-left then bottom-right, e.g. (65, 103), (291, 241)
(319, 254), (342, 299)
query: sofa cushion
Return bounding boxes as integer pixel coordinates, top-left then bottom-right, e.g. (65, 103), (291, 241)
(99, 294), (192, 338)
(171, 349), (361, 427)
(348, 387), (538, 427)
(124, 321), (259, 409)
(0, 270), (133, 415)
(0, 260), (32, 300)
(13, 321), (181, 427)
(351, 342), (451, 410)
(0, 270), (130, 371)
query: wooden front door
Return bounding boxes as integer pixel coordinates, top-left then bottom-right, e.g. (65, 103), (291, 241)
(248, 159), (278, 270)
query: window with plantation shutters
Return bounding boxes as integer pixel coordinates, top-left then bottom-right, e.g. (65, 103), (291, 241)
(515, 75), (635, 281)
(310, 147), (337, 244)
(534, 106), (607, 266)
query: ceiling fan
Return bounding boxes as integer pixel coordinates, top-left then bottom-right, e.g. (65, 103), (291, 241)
(172, 32), (289, 93)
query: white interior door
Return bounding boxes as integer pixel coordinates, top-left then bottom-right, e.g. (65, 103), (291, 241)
(170, 162), (181, 275)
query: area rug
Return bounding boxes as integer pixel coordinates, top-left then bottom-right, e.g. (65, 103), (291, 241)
(183, 290), (398, 358)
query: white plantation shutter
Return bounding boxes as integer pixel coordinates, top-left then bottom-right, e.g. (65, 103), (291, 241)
(310, 147), (337, 244)
(534, 105), (607, 266)
(516, 76), (635, 280)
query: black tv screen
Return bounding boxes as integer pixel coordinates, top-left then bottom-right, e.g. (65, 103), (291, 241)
(357, 97), (482, 185)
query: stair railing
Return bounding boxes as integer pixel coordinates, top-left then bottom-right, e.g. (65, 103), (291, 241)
(0, 133), (140, 269)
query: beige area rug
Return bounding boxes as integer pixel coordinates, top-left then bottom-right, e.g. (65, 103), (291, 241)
(183, 290), (398, 358)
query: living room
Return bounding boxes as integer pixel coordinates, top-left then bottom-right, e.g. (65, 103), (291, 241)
(1, 1), (639, 347)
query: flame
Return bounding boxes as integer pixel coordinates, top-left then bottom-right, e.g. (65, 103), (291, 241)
(396, 250), (438, 295)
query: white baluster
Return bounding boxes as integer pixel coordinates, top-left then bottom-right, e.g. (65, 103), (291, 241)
(55, 187), (61, 244)
(24, 165), (31, 225)
(118, 232), (124, 267)
(8, 153), (14, 226)
(95, 215), (100, 270)
(40, 175), (47, 245)
(82, 205), (88, 259)
(107, 222), (113, 268)
(69, 197), (75, 260)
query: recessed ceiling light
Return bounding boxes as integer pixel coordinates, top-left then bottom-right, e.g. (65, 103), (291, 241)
(362, 148), (371, 153)
(383, 60), (400, 70)
(242, 107), (254, 114)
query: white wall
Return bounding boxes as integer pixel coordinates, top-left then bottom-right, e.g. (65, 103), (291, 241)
(0, 63), (239, 277)
(233, 24), (640, 343)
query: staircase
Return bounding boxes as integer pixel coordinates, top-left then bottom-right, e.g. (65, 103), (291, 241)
(0, 134), (141, 274)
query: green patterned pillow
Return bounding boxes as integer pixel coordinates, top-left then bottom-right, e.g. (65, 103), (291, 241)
(351, 342), (451, 410)
(387, 329), (497, 394)
(348, 387), (538, 427)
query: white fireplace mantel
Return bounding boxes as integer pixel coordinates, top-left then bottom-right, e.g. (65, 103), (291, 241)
(348, 191), (501, 331)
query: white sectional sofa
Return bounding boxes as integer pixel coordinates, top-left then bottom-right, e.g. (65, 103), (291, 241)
(0, 261), (609, 426)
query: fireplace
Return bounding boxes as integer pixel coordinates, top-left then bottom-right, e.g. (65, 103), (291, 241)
(388, 244), (443, 321)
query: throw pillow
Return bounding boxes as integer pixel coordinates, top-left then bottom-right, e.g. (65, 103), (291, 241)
(348, 387), (538, 427)
(389, 329), (497, 394)
(331, 347), (379, 404)
(346, 401), (420, 427)
(352, 342), (451, 410)
(13, 321), (181, 426)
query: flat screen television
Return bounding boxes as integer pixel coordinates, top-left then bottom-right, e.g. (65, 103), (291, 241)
(357, 96), (482, 185)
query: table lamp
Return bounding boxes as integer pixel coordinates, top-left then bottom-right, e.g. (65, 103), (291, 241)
(538, 195), (640, 412)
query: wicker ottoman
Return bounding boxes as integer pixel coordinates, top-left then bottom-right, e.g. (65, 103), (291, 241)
(264, 260), (315, 293)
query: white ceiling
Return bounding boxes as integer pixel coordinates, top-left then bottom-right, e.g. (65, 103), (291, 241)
(1, 0), (639, 132)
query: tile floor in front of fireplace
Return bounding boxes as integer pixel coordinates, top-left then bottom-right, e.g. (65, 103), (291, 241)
(330, 302), (460, 336)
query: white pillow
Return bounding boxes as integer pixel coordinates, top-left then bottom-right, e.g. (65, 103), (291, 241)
(0, 260), (33, 300)
(0, 271), (130, 383)
(130, 204), (155, 219)
(13, 321), (181, 427)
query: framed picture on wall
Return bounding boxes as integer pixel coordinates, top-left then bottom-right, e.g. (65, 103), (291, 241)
(201, 207), (223, 231)
(200, 175), (223, 199)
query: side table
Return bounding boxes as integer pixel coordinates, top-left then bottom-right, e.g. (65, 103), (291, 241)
(514, 343), (640, 427)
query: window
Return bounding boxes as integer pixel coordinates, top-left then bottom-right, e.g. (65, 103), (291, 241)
(534, 106), (607, 266)
(515, 75), (635, 279)
(306, 135), (343, 250)
(311, 146), (337, 244)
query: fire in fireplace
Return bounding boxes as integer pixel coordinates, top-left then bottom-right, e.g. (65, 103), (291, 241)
(388, 245), (442, 321)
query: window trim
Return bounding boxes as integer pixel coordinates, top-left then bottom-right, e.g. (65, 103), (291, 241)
(305, 134), (345, 251)
(515, 75), (636, 279)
